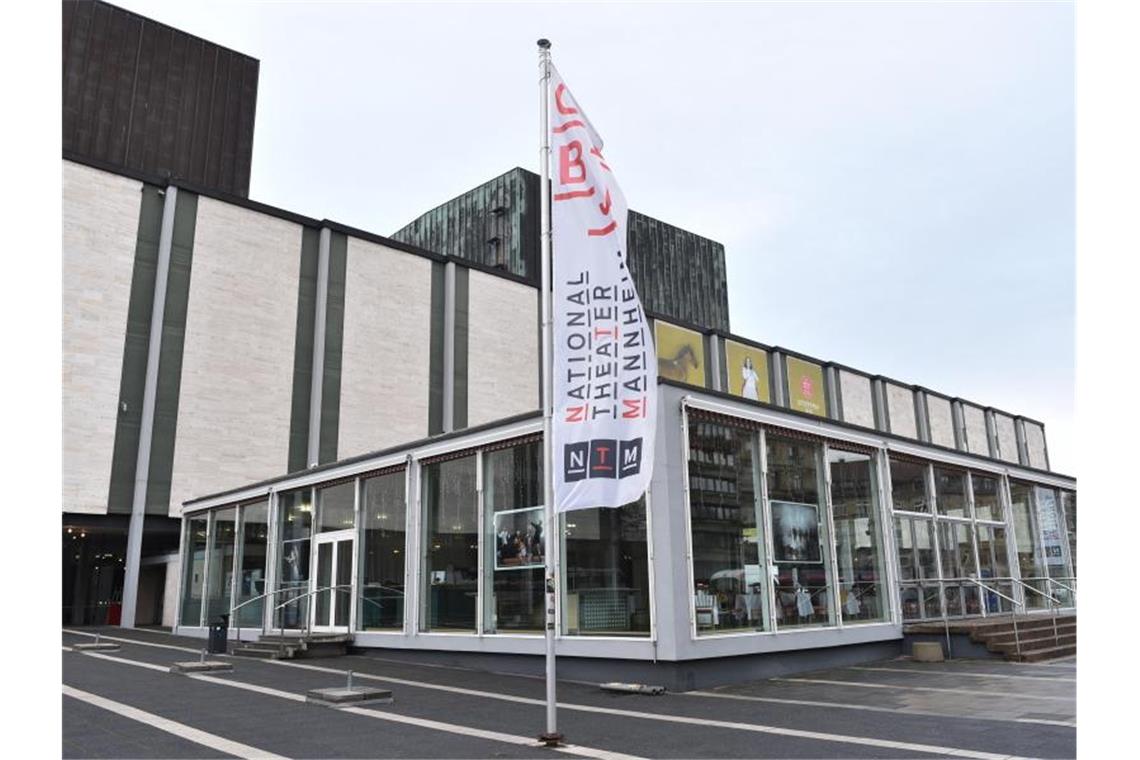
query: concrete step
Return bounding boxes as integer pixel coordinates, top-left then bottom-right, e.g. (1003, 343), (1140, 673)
(230, 645), (296, 659)
(1008, 644), (1076, 663)
(987, 633), (1076, 655)
(983, 624), (1076, 646)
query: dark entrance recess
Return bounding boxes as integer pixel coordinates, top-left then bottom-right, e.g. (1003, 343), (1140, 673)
(63, 514), (182, 626)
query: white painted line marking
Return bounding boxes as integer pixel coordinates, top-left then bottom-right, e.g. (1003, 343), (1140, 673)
(63, 684), (289, 760)
(685, 689), (1075, 728)
(64, 646), (171, 673)
(64, 629), (204, 655)
(848, 666), (1075, 683)
(775, 677), (1075, 701)
(65, 645), (642, 760)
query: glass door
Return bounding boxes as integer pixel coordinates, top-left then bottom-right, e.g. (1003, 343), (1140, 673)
(310, 531), (354, 632)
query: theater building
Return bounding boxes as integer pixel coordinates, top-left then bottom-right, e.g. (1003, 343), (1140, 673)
(63, 2), (1075, 683)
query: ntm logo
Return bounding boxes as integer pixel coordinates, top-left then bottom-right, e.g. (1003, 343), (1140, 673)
(564, 438), (643, 482)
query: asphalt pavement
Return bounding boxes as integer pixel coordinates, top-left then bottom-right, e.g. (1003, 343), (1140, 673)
(62, 627), (1076, 760)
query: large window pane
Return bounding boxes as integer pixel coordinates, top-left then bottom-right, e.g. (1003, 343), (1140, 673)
(318, 481), (356, 533)
(1035, 486), (1073, 606)
(976, 525), (1012, 613)
(934, 467), (968, 518)
(358, 471), (407, 631)
(971, 474), (1001, 522)
(829, 449), (887, 624)
(235, 501), (268, 627)
(484, 441), (544, 634)
(563, 498), (650, 636)
(180, 516), (208, 626)
(203, 508), (237, 624)
(1009, 481), (1047, 609)
(422, 456), (478, 632)
(276, 488), (313, 628)
(767, 434), (833, 628)
(889, 458), (930, 513)
(686, 421), (768, 634)
(1061, 490), (1076, 577)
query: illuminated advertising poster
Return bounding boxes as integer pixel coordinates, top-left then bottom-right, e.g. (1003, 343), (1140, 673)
(724, 340), (770, 403)
(785, 356), (826, 417)
(654, 320), (706, 388)
(1034, 487), (1067, 567)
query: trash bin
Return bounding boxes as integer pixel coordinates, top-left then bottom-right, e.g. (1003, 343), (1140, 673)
(208, 614), (229, 654)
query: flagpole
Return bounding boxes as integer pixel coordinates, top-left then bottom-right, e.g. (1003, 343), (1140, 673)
(536, 37), (562, 747)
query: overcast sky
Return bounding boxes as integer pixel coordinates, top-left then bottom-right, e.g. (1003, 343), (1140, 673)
(116, 0), (1075, 472)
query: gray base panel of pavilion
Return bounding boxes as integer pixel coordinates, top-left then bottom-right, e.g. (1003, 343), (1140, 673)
(350, 640), (903, 692)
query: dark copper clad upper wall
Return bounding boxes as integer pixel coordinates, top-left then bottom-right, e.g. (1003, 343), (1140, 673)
(392, 168), (731, 332)
(62, 0), (259, 198)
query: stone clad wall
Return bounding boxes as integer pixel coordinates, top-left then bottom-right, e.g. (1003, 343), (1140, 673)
(466, 270), (540, 427)
(168, 198), (302, 514)
(338, 237), (434, 457)
(63, 162), (143, 514)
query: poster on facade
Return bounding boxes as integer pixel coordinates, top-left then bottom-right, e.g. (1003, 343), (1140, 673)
(724, 339), (770, 402)
(771, 500), (823, 563)
(549, 64), (656, 513)
(1034, 487), (1067, 567)
(494, 507), (546, 570)
(654, 320), (706, 388)
(785, 356), (826, 417)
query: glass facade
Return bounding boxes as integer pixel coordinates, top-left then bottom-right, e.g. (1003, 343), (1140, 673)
(563, 498), (650, 636)
(177, 418), (1076, 643)
(203, 507), (237, 624)
(484, 442), (545, 634)
(358, 471), (407, 630)
(276, 488), (313, 628)
(767, 434), (833, 628)
(421, 456), (478, 632)
(179, 515), (208, 626)
(235, 501), (268, 627)
(829, 449), (888, 623)
(686, 421), (767, 633)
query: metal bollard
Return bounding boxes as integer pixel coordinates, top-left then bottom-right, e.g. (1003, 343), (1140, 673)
(200, 648), (207, 664)
(347, 670), (353, 690)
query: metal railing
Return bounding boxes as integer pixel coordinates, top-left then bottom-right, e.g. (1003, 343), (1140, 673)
(915, 575), (1076, 660)
(227, 584), (403, 645)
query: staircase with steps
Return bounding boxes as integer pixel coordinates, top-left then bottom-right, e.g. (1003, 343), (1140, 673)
(904, 613), (1076, 662)
(231, 633), (353, 660)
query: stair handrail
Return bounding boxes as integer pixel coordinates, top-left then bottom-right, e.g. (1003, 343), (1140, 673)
(963, 577), (1023, 658)
(1012, 578), (1062, 646)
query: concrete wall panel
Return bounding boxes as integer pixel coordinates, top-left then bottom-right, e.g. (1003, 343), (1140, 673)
(1025, 422), (1048, 470)
(838, 370), (875, 429)
(168, 198), (302, 515)
(963, 404), (989, 456)
(63, 162), (143, 514)
(886, 383), (917, 439)
(338, 238), (434, 457)
(994, 413), (1018, 463)
(927, 395), (956, 449)
(466, 270), (539, 427)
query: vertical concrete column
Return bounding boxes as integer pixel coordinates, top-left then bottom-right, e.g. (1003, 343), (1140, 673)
(872, 378), (889, 432)
(914, 390), (931, 443)
(307, 227), (332, 468)
(121, 185), (179, 629)
(770, 351), (787, 407)
(984, 409), (1000, 460)
(824, 366), (841, 421)
(1014, 418), (1030, 466)
(951, 400), (967, 451)
(442, 261), (457, 432)
(706, 334), (722, 392)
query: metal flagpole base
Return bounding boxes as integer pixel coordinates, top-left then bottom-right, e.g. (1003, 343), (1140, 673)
(538, 732), (565, 747)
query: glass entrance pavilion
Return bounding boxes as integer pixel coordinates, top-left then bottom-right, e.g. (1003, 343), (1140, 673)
(177, 371), (1076, 685)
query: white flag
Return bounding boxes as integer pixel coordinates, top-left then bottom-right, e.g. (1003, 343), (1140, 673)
(549, 65), (656, 513)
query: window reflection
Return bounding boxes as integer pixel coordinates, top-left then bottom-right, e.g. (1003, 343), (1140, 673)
(686, 421), (768, 634)
(421, 457), (478, 632)
(358, 471), (406, 630)
(829, 449), (887, 624)
(767, 434), (833, 628)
